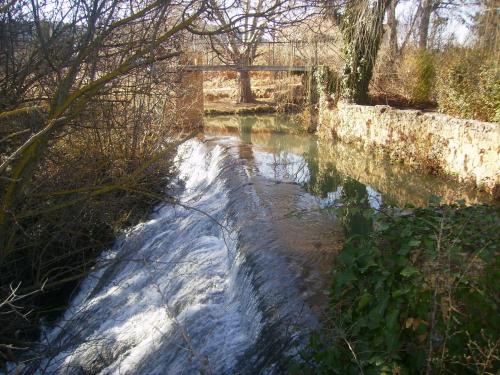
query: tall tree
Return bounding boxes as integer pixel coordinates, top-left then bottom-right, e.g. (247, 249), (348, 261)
(473, 0), (500, 52)
(205, 0), (311, 103)
(416, 0), (464, 50)
(325, 0), (391, 103)
(418, 0), (434, 49)
(388, 0), (399, 56)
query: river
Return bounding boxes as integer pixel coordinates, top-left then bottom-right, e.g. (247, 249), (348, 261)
(26, 115), (490, 374)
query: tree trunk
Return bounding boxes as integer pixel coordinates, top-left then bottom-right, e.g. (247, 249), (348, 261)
(474, 0), (499, 51)
(237, 70), (254, 103)
(388, 0), (398, 56)
(339, 0), (389, 104)
(419, 0), (433, 50)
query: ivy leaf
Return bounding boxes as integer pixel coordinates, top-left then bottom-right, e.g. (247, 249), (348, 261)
(397, 244), (411, 256)
(408, 239), (421, 247)
(378, 222), (390, 231)
(386, 308), (399, 328)
(385, 329), (400, 352)
(334, 270), (357, 290)
(392, 287), (410, 298)
(357, 292), (373, 311)
(400, 266), (420, 278)
(338, 248), (356, 267)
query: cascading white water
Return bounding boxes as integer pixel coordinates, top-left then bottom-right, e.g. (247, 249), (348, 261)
(32, 139), (258, 374)
(30, 136), (322, 375)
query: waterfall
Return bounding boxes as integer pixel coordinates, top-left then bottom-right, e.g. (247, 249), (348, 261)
(30, 137), (318, 375)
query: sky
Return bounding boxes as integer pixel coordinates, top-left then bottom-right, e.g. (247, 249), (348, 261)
(396, 1), (481, 45)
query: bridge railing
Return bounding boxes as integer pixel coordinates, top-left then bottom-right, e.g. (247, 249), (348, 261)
(186, 40), (341, 69)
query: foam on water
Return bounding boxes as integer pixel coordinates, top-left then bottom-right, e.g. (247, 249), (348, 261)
(24, 136), (340, 375)
(34, 139), (261, 375)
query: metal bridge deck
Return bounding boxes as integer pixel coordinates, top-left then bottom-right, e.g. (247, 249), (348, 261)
(185, 65), (311, 72)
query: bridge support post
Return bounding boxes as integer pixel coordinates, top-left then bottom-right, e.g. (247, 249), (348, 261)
(303, 67), (320, 132)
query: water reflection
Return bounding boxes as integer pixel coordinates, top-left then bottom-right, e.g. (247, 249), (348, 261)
(204, 115), (492, 209)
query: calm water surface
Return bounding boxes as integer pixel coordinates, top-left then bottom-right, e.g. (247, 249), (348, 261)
(204, 114), (491, 208)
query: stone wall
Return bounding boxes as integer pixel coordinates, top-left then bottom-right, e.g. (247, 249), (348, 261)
(316, 141), (492, 207)
(317, 99), (500, 197)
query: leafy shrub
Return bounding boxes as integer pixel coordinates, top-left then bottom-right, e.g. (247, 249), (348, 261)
(371, 47), (436, 107)
(435, 49), (500, 122)
(294, 203), (499, 374)
(411, 50), (435, 104)
(391, 48), (435, 105)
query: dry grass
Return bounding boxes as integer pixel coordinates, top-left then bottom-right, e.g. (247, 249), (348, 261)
(203, 71), (304, 114)
(371, 47), (436, 108)
(371, 44), (499, 121)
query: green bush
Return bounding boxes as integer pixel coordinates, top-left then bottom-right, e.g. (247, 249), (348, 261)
(372, 48), (436, 106)
(294, 203), (499, 374)
(411, 50), (435, 104)
(436, 49), (500, 122)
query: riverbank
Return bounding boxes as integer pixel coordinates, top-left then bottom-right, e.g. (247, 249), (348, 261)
(317, 100), (500, 198)
(0, 138), (179, 368)
(203, 116), (499, 374)
(203, 70), (304, 116)
(8, 114), (497, 373)
(204, 98), (301, 115)
(294, 203), (499, 374)
(205, 99), (277, 115)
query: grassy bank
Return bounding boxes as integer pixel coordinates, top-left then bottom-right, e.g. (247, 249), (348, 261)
(293, 202), (499, 374)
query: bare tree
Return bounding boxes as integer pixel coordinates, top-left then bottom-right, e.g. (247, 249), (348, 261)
(419, 0), (434, 48)
(473, 0), (500, 52)
(204, 0), (312, 103)
(416, 0), (467, 50)
(0, 0), (204, 254)
(0, 0), (211, 363)
(388, 0), (400, 55)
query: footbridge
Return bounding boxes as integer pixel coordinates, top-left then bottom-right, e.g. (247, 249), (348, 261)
(184, 40), (336, 72)
(185, 64), (311, 72)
